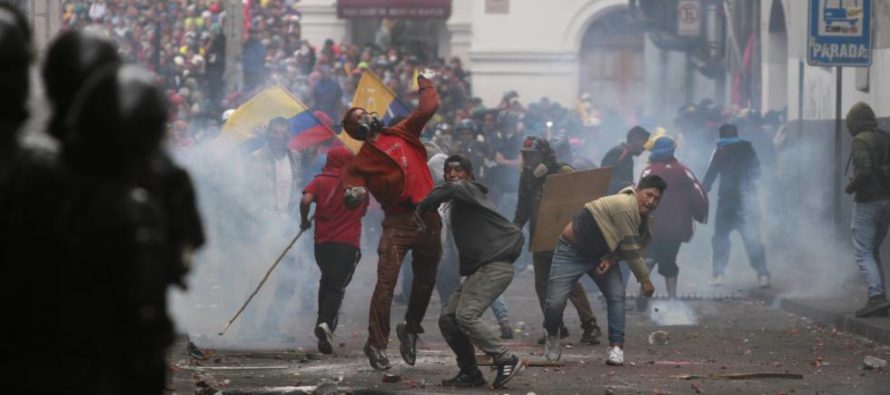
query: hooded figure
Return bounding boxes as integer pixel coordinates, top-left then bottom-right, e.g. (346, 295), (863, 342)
(845, 102), (890, 203)
(844, 102), (890, 318)
(512, 135), (602, 346)
(301, 145), (369, 354)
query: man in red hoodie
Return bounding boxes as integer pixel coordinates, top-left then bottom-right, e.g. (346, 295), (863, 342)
(638, 136), (708, 309)
(301, 146), (368, 355)
(341, 71), (441, 370)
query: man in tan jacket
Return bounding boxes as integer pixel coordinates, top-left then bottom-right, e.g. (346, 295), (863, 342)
(542, 175), (664, 366)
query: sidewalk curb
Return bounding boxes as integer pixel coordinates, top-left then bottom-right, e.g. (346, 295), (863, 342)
(749, 288), (890, 345)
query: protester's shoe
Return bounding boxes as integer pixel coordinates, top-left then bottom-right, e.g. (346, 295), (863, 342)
(537, 326), (569, 345)
(442, 369), (487, 387)
(855, 294), (890, 318)
(544, 334), (561, 362)
(363, 343), (392, 370)
(396, 323), (417, 366)
(635, 293), (649, 312)
(499, 322), (514, 340)
(606, 345), (624, 366)
(710, 273), (724, 286)
(579, 325), (602, 345)
(315, 323), (334, 354)
(491, 355), (525, 389)
(758, 274), (771, 288)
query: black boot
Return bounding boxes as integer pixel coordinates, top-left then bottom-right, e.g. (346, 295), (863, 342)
(579, 323), (602, 345)
(855, 294), (890, 318)
(396, 323), (417, 366)
(442, 368), (486, 387)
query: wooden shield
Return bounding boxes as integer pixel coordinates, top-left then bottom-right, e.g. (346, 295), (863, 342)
(531, 168), (613, 252)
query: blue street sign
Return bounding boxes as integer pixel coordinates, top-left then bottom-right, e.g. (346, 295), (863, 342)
(808, 0), (872, 66)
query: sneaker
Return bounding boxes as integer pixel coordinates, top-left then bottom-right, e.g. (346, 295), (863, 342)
(396, 323), (417, 366)
(491, 355), (525, 389)
(442, 369), (486, 387)
(499, 322), (514, 340)
(758, 274), (771, 288)
(537, 326), (569, 345)
(711, 273), (724, 286)
(578, 325), (601, 345)
(544, 334), (561, 362)
(855, 294), (890, 318)
(315, 323), (333, 354)
(606, 345), (624, 366)
(363, 343), (392, 370)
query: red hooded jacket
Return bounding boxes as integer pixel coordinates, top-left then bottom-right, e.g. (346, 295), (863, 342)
(342, 77), (439, 214)
(641, 158), (709, 242)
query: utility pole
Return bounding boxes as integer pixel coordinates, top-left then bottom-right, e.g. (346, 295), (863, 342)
(223, 0), (244, 96)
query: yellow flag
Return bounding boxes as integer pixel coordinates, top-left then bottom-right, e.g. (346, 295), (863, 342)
(219, 86), (307, 144)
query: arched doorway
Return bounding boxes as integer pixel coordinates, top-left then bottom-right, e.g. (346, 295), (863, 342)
(578, 9), (646, 129)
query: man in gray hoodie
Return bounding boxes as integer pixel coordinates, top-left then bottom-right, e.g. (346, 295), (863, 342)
(417, 155), (525, 389)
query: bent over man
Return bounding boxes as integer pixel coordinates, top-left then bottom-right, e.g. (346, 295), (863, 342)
(543, 175), (665, 366)
(418, 155), (526, 389)
(342, 71), (442, 370)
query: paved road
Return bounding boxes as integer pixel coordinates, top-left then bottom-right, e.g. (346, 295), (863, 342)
(169, 272), (890, 394)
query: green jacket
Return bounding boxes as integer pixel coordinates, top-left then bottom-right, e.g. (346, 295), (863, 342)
(845, 102), (890, 203)
(584, 186), (652, 283)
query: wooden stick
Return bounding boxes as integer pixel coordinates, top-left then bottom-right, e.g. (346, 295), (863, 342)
(218, 227), (308, 336)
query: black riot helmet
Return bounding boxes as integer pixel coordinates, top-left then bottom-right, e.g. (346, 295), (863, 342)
(66, 64), (168, 172)
(0, 3), (32, 126)
(43, 28), (121, 141)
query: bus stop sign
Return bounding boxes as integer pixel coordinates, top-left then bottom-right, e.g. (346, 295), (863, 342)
(808, 0), (872, 66)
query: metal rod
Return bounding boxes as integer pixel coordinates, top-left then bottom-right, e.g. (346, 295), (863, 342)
(835, 66), (843, 227)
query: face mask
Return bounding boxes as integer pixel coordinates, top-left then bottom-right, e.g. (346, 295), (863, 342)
(354, 112), (382, 140)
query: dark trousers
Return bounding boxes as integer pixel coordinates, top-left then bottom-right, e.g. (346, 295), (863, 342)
(648, 239), (682, 277)
(315, 242), (361, 331)
(712, 198), (769, 277)
(368, 211), (442, 348)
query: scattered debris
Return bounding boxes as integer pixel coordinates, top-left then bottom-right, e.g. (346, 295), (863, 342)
(314, 379), (340, 395)
(672, 372), (803, 380)
(863, 356), (887, 370)
(188, 339), (207, 360)
(648, 330), (670, 345)
(691, 381), (702, 393)
(186, 365), (289, 371)
(382, 373), (401, 383)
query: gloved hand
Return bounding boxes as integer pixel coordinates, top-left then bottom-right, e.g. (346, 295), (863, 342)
(344, 186), (367, 209)
(532, 163), (549, 178)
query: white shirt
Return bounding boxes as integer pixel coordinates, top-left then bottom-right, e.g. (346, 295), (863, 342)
(274, 156), (293, 212)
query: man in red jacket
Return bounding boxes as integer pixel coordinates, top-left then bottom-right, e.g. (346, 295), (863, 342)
(638, 136), (708, 308)
(341, 71), (441, 370)
(301, 146), (368, 355)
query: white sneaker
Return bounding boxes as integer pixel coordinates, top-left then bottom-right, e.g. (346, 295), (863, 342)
(544, 334), (561, 362)
(711, 273), (724, 286)
(758, 275), (771, 288)
(606, 345), (624, 366)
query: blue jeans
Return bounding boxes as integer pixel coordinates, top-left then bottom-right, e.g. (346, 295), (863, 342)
(544, 239), (626, 345)
(852, 200), (890, 297)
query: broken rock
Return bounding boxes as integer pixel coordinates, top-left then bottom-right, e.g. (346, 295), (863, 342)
(863, 356), (887, 370)
(382, 373), (402, 383)
(648, 330), (670, 345)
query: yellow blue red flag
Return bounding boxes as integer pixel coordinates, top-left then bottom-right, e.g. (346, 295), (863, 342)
(352, 70), (412, 126)
(219, 85), (338, 152)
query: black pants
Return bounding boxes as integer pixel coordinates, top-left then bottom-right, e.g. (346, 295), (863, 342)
(647, 239), (682, 277)
(315, 242), (361, 331)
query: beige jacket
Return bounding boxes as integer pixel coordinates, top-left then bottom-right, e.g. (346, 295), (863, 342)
(584, 186), (652, 282)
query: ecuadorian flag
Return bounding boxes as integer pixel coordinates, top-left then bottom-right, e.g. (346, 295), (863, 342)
(218, 85), (339, 153)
